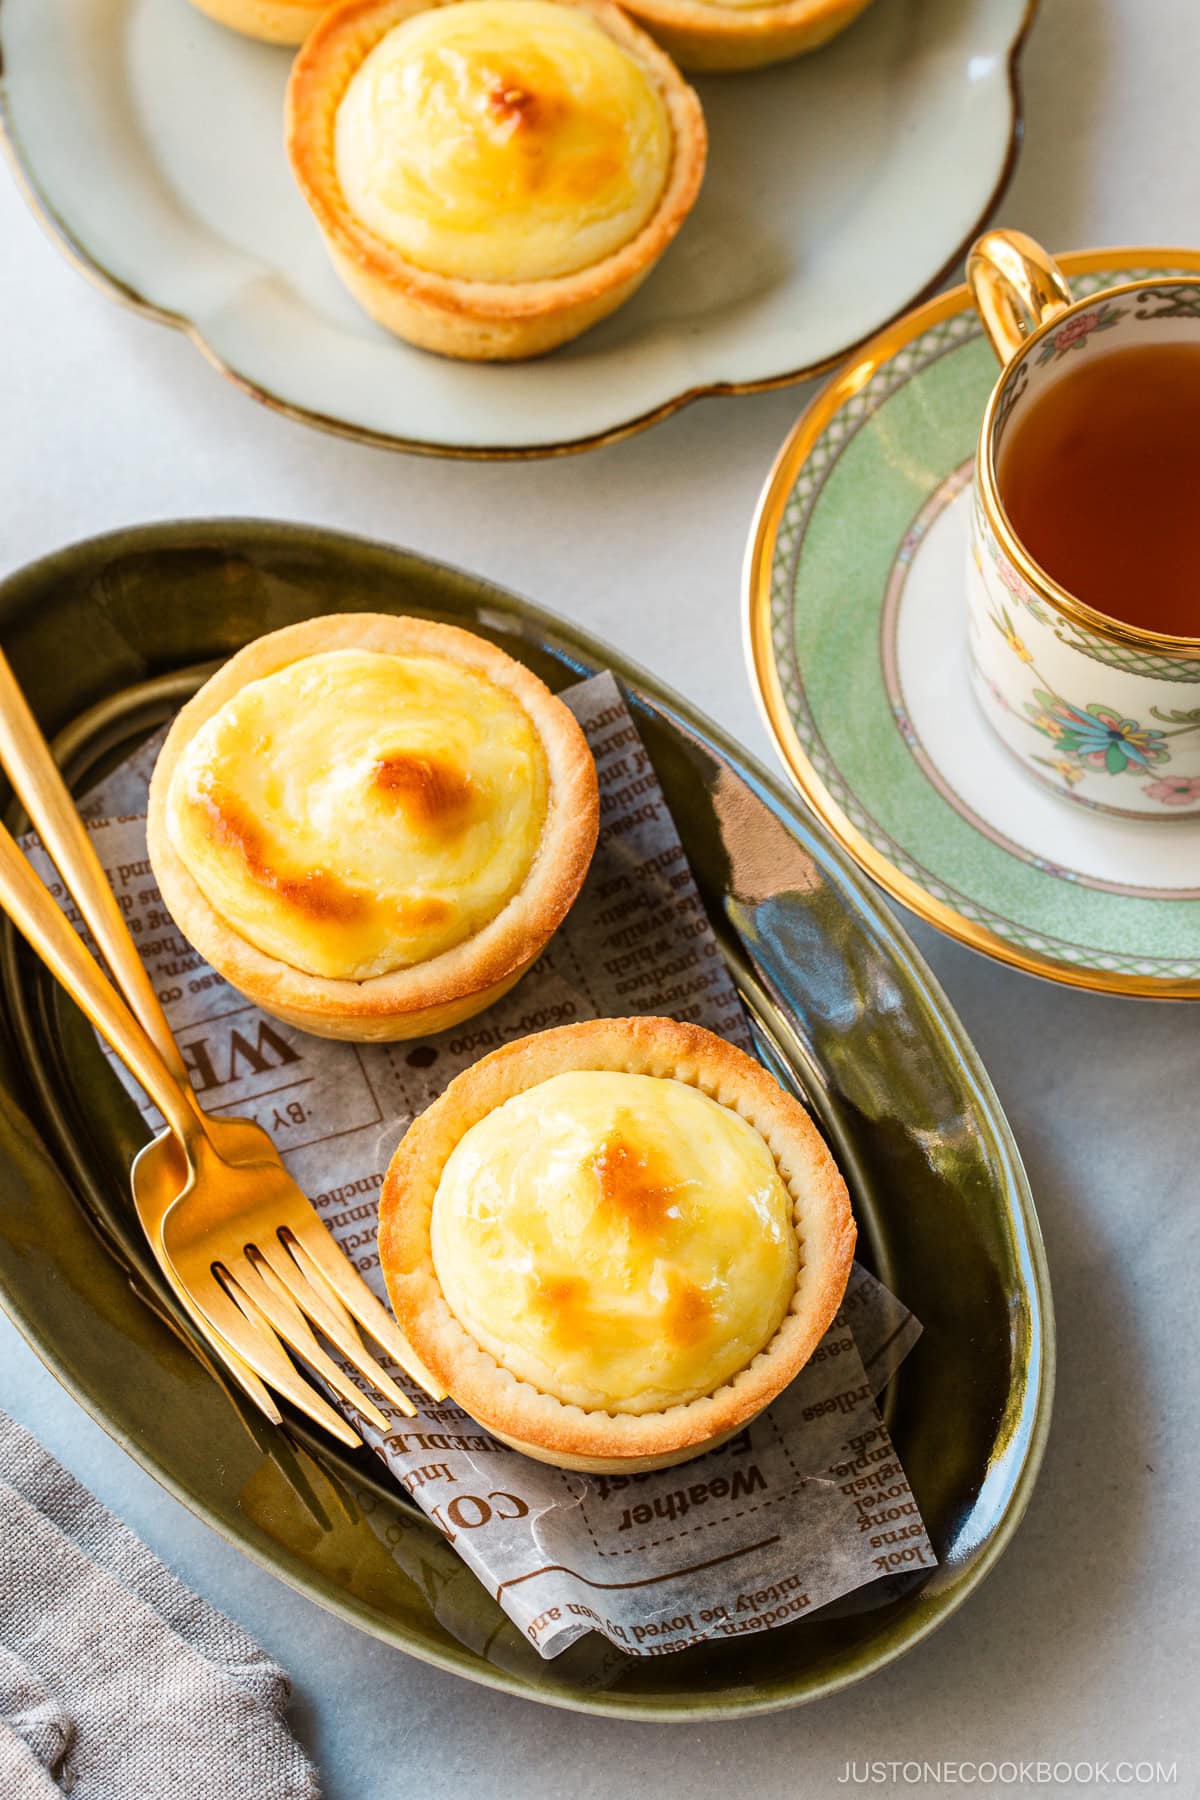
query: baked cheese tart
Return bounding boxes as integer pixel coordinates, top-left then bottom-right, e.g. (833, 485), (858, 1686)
(285, 0), (707, 360)
(185, 0), (327, 45)
(622, 0), (876, 73)
(379, 1017), (856, 1470)
(146, 615), (598, 1041)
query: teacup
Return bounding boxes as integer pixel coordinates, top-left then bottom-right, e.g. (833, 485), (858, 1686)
(965, 229), (1200, 818)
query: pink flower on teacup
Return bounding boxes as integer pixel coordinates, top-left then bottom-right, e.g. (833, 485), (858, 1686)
(1051, 312), (1099, 352)
(1142, 775), (1200, 807)
(1036, 301), (1127, 364)
(996, 555), (1035, 606)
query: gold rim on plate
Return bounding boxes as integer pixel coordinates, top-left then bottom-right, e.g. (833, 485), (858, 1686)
(743, 244), (1200, 1002)
(0, 0), (1039, 461)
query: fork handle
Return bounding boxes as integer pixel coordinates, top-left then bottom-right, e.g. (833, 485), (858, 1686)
(0, 648), (189, 1084)
(0, 814), (202, 1151)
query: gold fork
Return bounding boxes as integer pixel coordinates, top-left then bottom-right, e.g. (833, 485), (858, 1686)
(0, 650), (443, 1436)
(0, 812), (365, 1444)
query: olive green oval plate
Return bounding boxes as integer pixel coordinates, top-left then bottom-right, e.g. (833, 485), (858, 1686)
(0, 521), (1052, 1717)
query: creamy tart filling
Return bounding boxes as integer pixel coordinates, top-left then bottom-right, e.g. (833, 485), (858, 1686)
(333, 0), (673, 283)
(165, 648), (549, 981)
(430, 1070), (799, 1413)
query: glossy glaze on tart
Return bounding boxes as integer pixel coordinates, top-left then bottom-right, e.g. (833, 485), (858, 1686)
(286, 0), (707, 359)
(379, 1017), (856, 1469)
(146, 615), (598, 1040)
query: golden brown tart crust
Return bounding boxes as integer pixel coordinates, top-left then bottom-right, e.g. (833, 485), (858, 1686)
(379, 1017), (856, 1470)
(285, 0), (708, 361)
(146, 614), (599, 1042)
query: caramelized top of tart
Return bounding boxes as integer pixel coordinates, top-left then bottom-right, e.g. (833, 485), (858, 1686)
(334, 0), (673, 282)
(165, 647), (549, 980)
(429, 1069), (798, 1412)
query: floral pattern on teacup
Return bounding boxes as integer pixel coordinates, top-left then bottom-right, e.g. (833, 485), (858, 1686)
(1142, 775), (1200, 806)
(975, 502), (1053, 621)
(1035, 301), (1127, 364)
(1032, 754), (1085, 789)
(994, 554), (1052, 622)
(989, 604), (1033, 663)
(987, 601), (1200, 788)
(1024, 691), (1168, 775)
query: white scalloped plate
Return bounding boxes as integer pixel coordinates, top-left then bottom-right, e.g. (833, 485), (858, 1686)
(0, 0), (1035, 456)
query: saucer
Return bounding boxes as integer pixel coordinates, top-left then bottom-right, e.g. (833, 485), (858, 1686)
(745, 248), (1200, 998)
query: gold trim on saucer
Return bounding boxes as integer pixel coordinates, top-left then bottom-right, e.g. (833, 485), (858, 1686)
(743, 244), (1200, 1002)
(0, 0), (1040, 461)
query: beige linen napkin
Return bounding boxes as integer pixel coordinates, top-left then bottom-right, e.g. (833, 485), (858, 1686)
(0, 1411), (318, 1798)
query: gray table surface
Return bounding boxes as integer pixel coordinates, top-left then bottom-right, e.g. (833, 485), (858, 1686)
(2, 3), (1197, 1795)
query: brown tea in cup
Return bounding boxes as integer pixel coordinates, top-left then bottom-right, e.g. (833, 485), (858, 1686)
(997, 340), (1200, 639)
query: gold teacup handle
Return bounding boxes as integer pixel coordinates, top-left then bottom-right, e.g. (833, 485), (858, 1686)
(967, 229), (1075, 365)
